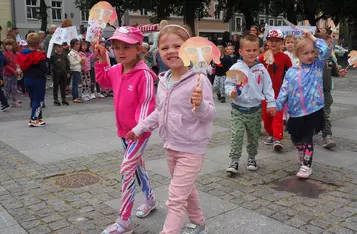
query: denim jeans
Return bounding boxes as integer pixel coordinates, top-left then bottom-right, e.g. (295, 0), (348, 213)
(71, 71), (81, 100)
(24, 77), (46, 120)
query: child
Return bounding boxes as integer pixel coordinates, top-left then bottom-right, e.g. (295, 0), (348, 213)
(276, 31), (331, 178)
(259, 29), (292, 151)
(225, 34), (277, 174)
(213, 44), (233, 103)
(284, 35), (299, 65)
(3, 39), (21, 108)
(0, 51), (10, 111)
(50, 43), (70, 106)
(17, 33), (48, 127)
(127, 24), (216, 234)
(226, 45), (238, 64)
(95, 26), (157, 234)
(79, 41), (93, 101)
(68, 38), (84, 103)
(315, 33), (347, 149)
(89, 40), (104, 98)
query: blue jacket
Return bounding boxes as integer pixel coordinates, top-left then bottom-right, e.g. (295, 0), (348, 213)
(0, 51), (8, 85)
(276, 39), (331, 117)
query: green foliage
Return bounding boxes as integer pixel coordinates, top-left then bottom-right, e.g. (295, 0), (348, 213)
(6, 21), (12, 28)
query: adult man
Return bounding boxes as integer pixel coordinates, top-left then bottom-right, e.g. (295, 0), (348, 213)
(13, 27), (23, 43)
(44, 25), (57, 55)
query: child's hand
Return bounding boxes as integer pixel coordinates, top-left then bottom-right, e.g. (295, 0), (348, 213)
(339, 69), (347, 77)
(126, 131), (138, 141)
(80, 57), (86, 64)
(267, 107), (277, 116)
(95, 44), (108, 64)
(303, 30), (316, 41)
(231, 89), (238, 99)
(191, 87), (203, 106)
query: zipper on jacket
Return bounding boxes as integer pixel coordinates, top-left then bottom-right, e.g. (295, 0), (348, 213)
(297, 65), (307, 116)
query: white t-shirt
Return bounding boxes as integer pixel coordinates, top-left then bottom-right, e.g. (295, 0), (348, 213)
(284, 51), (299, 65)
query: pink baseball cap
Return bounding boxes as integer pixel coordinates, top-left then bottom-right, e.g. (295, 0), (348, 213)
(108, 26), (143, 45)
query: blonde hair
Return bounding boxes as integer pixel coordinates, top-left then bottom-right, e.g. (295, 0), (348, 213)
(239, 34), (259, 49)
(293, 37), (314, 57)
(284, 35), (296, 44)
(158, 25), (192, 47)
(27, 33), (41, 46)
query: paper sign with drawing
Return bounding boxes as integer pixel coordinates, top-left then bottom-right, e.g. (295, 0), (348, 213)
(46, 26), (79, 58)
(86, 1), (117, 42)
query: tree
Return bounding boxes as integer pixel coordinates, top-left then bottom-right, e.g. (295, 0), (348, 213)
(39, 0), (48, 31)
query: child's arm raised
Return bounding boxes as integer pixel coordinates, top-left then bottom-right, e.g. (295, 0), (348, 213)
(192, 76), (216, 123)
(305, 31), (331, 65)
(94, 44), (114, 88)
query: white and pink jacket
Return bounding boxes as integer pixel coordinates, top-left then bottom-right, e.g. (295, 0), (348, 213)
(95, 60), (157, 139)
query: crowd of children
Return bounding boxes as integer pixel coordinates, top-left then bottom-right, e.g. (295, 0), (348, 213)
(0, 22), (348, 233)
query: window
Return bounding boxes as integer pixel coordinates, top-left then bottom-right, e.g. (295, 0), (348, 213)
(259, 18), (265, 25)
(269, 19), (274, 26)
(277, 19), (283, 26)
(235, 17), (242, 33)
(81, 10), (89, 22)
(140, 9), (147, 16)
(214, 4), (221, 20)
(52, 1), (63, 21)
(26, 0), (39, 19)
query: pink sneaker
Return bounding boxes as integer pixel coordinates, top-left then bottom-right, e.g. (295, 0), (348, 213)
(12, 102), (22, 108)
(101, 218), (133, 234)
(135, 199), (156, 218)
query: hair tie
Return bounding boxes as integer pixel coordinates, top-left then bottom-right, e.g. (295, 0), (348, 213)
(160, 25), (191, 38)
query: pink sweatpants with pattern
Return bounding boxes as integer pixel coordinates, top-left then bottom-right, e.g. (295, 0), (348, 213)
(119, 138), (155, 221)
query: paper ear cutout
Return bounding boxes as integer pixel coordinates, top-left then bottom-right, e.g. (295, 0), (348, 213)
(348, 50), (357, 68)
(179, 37), (221, 73)
(264, 50), (274, 65)
(226, 70), (248, 85)
(89, 1), (117, 28)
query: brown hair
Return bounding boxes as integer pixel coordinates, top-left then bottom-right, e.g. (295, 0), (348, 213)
(3, 39), (17, 53)
(250, 25), (260, 36)
(61, 19), (72, 28)
(240, 34), (259, 48)
(293, 37), (314, 57)
(27, 33), (41, 47)
(315, 33), (331, 41)
(284, 35), (296, 44)
(158, 25), (192, 47)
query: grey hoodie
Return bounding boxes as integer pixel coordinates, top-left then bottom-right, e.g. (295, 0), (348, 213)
(225, 60), (276, 108)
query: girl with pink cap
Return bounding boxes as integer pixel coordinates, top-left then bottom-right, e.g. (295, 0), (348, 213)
(95, 26), (157, 234)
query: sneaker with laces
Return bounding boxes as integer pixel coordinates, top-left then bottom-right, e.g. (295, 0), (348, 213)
(226, 161), (239, 174)
(296, 165), (312, 179)
(73, 99), (82, 103)
(102, 218), (133, 234)
(28, 119), (45, 127)
(82, 95), (90, 102)
(264, 136), (274, 145)
(62, 100), (70, 106)
(182, 222), (205, 234)
(296, 150), (304, 164)
(322, 135), (336, 149)
(273, 140), (283, 151)
(1, 104), (10, 112)
(247, 158), (258, 171)
(135, 200), (156, 218)
(54, 100), (61, 106)
(90, 93), (96, 99)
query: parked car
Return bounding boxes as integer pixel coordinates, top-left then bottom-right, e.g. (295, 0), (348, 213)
(334, 45), (348, 58)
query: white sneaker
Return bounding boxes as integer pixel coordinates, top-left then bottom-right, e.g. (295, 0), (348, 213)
(96, 93), (105, 98)
(90, 93), (96, 99)
(82, 95), (90, 102)
(296, 165), (312, 179)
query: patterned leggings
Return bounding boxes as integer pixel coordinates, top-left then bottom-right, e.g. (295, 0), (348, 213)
(213, 75), (226, 97)
(292, 130), (314, 167)
(81, 71), (91, 96)
(119, 138), (155, 221)
(4, 76), (18, 102)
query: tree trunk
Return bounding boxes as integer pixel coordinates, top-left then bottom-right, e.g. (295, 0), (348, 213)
(183, 0), (196, 35)
(39, 0), (48, 32)
(116, 7), (122, 26)
(242, 8), (254, 30)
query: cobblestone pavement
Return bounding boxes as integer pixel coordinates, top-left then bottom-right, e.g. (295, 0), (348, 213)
(0, 72), (357, 234)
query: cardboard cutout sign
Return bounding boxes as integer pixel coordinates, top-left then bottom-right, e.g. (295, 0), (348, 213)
(86, 1), (117, 42)
(226, 70), (248, 86)
(264, 50), (274, 65)
(179, 37), (220, 74)
(47, 26), (79, 58)
(347, 50), (357, 68)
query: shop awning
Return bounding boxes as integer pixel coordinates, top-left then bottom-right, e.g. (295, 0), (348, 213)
(138, 24), (159, 32)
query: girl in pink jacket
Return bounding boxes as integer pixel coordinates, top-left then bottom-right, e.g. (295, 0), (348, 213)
(79, 41), (94, 101)
(127, 25), (216, 234)
(95, 26), (157, 234)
